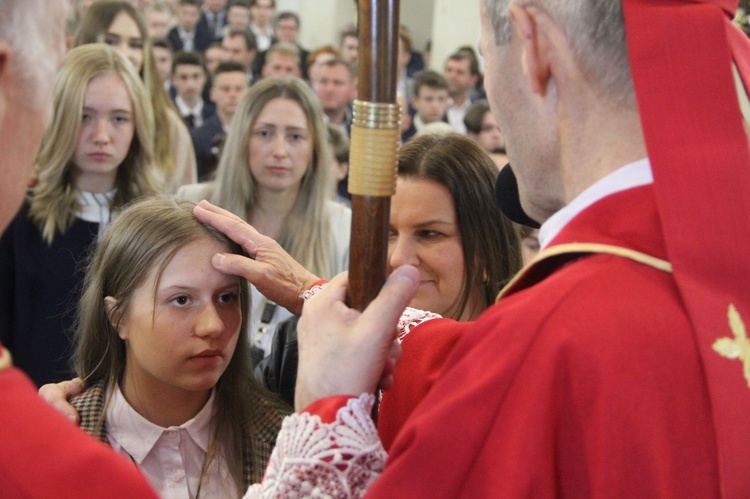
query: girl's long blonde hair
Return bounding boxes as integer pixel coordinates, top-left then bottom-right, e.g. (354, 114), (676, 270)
(209, 76), (338, 278)
(74, 0), (178, 177)
(29, 43), (161, 244)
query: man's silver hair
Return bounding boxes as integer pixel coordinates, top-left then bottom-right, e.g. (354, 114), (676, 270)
(0, 0), (70, 108)
(482, 0), (634, 105)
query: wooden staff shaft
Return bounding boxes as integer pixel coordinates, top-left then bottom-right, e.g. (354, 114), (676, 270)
(347, 0), (400, 311)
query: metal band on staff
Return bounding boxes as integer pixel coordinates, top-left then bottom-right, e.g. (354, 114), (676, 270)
(349, 100), (400, 197)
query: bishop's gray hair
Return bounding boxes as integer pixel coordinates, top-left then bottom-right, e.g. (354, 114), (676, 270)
(482, 0), (634, 106)
(0, 0), (70, 108)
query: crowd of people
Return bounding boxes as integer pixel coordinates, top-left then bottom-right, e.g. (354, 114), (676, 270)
(1, 0), (749, 497)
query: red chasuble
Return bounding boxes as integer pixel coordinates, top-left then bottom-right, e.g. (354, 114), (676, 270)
(369, 186), (724, 497)
(0, 348), (157, 498)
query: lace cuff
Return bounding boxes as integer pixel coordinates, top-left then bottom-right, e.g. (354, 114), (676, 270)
(301, 281), (327, 301)
(243, 394), (385, 498)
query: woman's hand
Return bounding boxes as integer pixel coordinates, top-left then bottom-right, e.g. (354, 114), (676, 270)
(193, 200), (319, 315)
(38, 378), (84, 423)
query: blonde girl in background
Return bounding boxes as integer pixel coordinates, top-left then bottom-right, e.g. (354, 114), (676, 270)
(74, 0), (197, 192)
(178, 77), (351, 362)
(0, 44), (161, 386)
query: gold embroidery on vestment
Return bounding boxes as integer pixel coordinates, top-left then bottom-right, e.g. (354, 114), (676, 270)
(497, 243), (673, 301)
(712, 304), (750, 388)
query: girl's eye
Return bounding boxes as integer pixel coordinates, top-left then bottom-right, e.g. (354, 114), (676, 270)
(172, 295), (190, 306)
(218, 292), (238, 304)
(129, 40), (144, 50)
(288, 132), (307, 142)
(254, 129), (272, 138)
(113, 115), (130, 124)
(82, 113), (92, 122)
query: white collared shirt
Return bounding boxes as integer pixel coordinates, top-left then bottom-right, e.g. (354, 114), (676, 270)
(538, 158), (653, 249)
(106, 385), (237, 498)
(446, 97), (471, 134)
(250, 24), (273, 52)
(77, 189), (116, 237)
(412, 114), (428, 133)
(175, 96), (206, 129)
(177, 26), (196, 52)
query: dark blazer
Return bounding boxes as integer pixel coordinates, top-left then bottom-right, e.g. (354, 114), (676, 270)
(196, 9), (227, 47)
(167, 23), (215, 54)
(0, 201), (98, 386)
(190, 114), (225, 180)
(175, 98), (216, 131)
(72, 378), (291, 487)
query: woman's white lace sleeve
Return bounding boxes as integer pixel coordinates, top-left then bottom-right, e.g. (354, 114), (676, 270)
(243, 394), (384, 498)
(397, 307), (441, 342)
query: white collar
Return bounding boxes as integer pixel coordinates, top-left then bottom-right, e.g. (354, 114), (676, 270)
(175, 96), (204, 117)
(177, 26), (195, 38)
(77, 190), (116, 234)
(413, 114), (428, 131)
(538, 158), (653, 249)
(448, 96), (471, 111)
(106, 384), (215, 464)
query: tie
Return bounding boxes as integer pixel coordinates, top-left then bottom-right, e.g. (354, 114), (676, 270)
(183, 114), (195, 129)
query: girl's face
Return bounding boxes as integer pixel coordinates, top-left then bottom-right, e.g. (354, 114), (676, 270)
(388, 177), (482, 321)
(114, 237), (242, 403)
(72, 72), (135, 193)
(247, 97), (313, 195)
(105, 11), (144, 72)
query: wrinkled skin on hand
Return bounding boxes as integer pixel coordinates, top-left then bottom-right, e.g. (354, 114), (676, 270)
(193, 200), (318, 315)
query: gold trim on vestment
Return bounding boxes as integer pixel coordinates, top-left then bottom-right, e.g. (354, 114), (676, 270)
(497, 242), (673, 301)
(0, 346), (13, 371)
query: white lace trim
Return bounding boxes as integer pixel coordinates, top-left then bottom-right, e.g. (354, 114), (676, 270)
(243, 394), (384, 498)
(397, 307), (441, 342)
(301, 283), (326, 302)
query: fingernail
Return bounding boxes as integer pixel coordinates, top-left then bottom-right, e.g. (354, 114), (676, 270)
(212, 253), (225, 267)
(393, 265), (419, 287)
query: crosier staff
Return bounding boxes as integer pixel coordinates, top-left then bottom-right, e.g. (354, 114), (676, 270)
(347, 0), (400, 311)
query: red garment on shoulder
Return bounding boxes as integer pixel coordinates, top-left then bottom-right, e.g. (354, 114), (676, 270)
(0, 360), (157, 498)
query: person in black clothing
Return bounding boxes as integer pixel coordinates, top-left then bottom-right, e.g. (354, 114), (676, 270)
(0, 45), (161, 386)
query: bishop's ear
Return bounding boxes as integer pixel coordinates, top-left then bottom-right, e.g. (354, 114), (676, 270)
(508, 4), (552, 97)
(0, 41), (12, 124)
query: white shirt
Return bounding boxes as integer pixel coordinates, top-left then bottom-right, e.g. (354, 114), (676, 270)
(77, 189), (116, 237)
(446, 97), (471, 134)
(176, 26), (196, 52)
(539, 158), (653, 250)
(106, 385), (237, 498)
(175, 96), (207, 129)
(250, 23), (273, 52)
